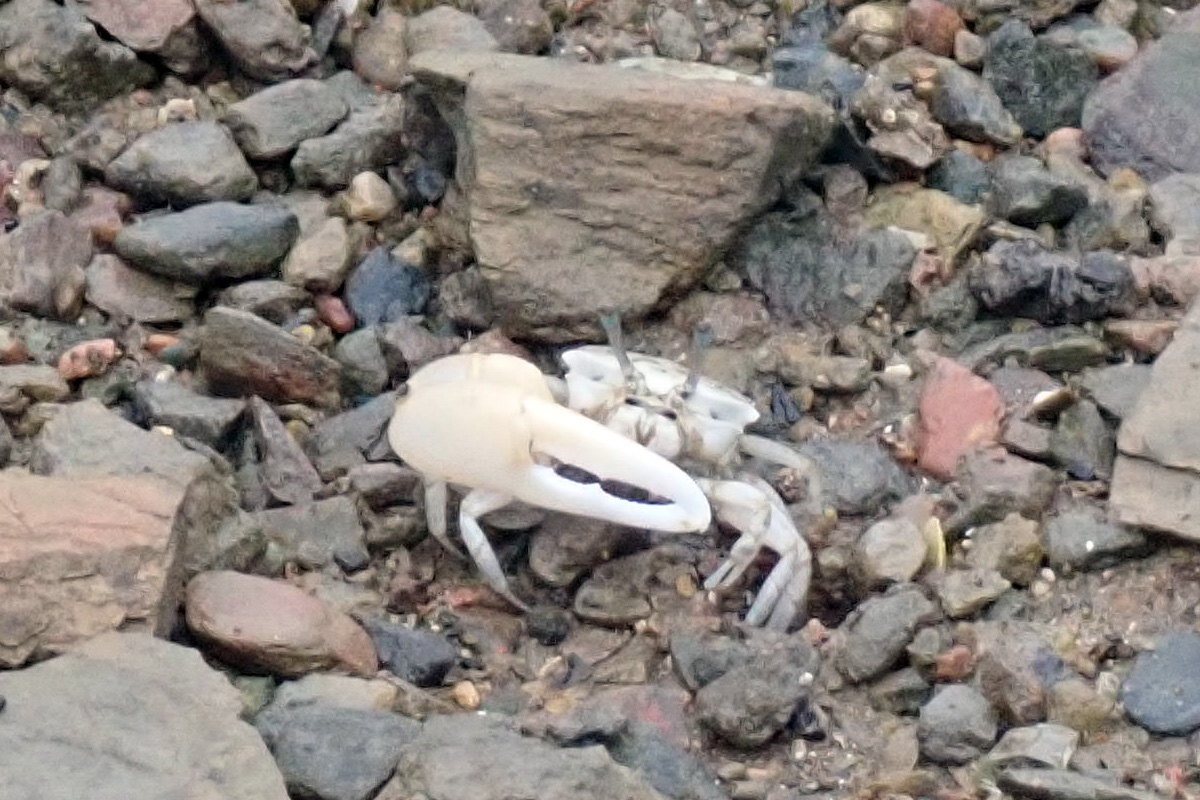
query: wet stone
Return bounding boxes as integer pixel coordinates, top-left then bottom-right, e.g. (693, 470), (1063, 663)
(134, 380), (246, 449)
(104, 122), (257, 208)
(255, 704), (421, 800)
(362, 619), (457, 687)
(344, 247), (432, 327)
(918, 684), (998, 764)
(114, 202), (299, 286)
(1123, 632), (1200, 735)
(838, 583), (940, 683)
(1042, 504), (1148, 571)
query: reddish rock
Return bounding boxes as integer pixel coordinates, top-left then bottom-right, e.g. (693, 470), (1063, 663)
(934, 643), (976, 681)
(0, 330), (29, 365)
(144, 333), (183, 357)
(903, 0), (964, 57)
(0, 473), (189, 666)
(73, 0), (196, 52)
(314, 294), (355, 334)
(57, 338), (119, 380)
(1130, 254), (1200, 306)
(69, 186), (133, 245)
(916, 358), (1004, 480)
(1104, 318), (1177, 357)
(0, 208), (92, 320)
(185, 570), (378, 677)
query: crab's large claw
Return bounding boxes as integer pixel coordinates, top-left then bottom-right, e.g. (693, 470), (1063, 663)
(388, 352), (712, 608)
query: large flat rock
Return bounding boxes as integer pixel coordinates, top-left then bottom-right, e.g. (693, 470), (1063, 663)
(1111, 298), (1200, 540)
(0, 632), (288, 800)
(411, 51), (835, 341)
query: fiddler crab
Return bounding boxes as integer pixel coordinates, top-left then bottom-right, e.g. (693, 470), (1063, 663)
(386, 316), (831, 631)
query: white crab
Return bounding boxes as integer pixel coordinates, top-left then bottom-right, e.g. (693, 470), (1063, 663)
(386, 333), (826, 631)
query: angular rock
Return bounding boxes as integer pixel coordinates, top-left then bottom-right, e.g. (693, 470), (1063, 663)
(1147, 172), (1200, 253)
(105, 122), (258, 208)
(0, 0), (155, 113)
(255, 704), (421, 800)
(193, 0), (316, 81)
(1079, 363), (1151, 420)
(855, 518), (927, 587)
(0, 632), (289, 799)
(335, 328), (390, 399)
(219, 279), (310, 325)
(86, 254), (196, 323)
(977, 625), (1057, 725)
(984, 20), (1098, 138)
(1042, 504), (1147, 570)
(867, 185), (985, 267)
(947, 448), (1059, 532)
(283, 216), (358, 293)
(115, 202), (298, 285)
(199, 307), (342, 409)
(253, 496), (367, 571)
(292, 93), (407, 190)
(186, 570), (378, 677)
(799, 438), (913, 515)
(990, 154), (1089, 226)
(935, 568), (1011, 618)
(363, 618), (457, 687)
(412, 50), (834, 340)
(915, 357), (1004, 481)
(838, 583), (940, 683)
(1049, 399), (1116, 480)
(0, 474), (195, 666)
(344, 247), (431, 326)
(918, 684), (998, 764)
(965, 513), (1044, 586)
(306, 391), (397, 478)
(928, 149), (991, 205)
(382, 714), (668, 800)
(248, 396), (323, 506)
(134, 380), (247, 448)
(0, 208), (92, 321)
(223, 79), (350, 160)
(72, 0), (207, 75)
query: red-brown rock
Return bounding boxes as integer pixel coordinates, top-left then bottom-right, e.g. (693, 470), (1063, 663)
(0, 473), (189, 666)
(1130, 254), (1200, 306)
(903, 0), (964, 57)
(916, 357), (1004, 480)
(185, 570), (378, 677)
(69, 186), (133, 245)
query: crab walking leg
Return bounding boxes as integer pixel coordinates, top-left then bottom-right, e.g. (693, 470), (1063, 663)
(696, 476), (813, 631)
(738, 434), (830, 517)
(458, 487), (529, 611)
(423, 479), (466, 558)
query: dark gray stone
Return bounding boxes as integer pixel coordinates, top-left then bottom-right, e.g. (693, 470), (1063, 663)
(1122, 632), (1200, 735)
(928, 150), (992, 205)
(248, 396), (323, 506)
(918, 684), (998, 764)
(798, 438), (913, 516)
(193, 0), (316, 82)
(306, 392), (398, 479)
(926, 57), (1023, 146)
(114, 202), (299, 285)
(984, 20), (1098, 138)
(838, 583), (940, 683)
(218, 280), (310, 325)
(335, 328), (390, 400)
(989, 154), (1089, 226)
(255, 704), (421, 800)
(0, 0), (155, 114)
(292, 94), (407, 190)
(343, 247), (432, 327)
(1049, 399), (1116, 480)
(1042, 505), (1148, 570)
(104, 122), (257, 208)
(223, 79), (350, 160)
(363, 619), (457, 687)
(134, 380), (247, 448)
(1080, 363), (1151, 420)
(253, 496), (367, 572)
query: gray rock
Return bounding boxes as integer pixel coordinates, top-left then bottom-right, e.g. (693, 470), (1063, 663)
(965, 513), (1044, 586)
(478, 0), (554, 55)
(986, 723), (1079, 770)
(945, 449), (1058, 533)
(363, 618), (457, 687)
(0, 208), (92, 321)
(72, 0), (208, 76)
(347, 462), (420, 509)
(0, 0), (155, 114)
(838, 583), (940, 683)
(344, 246), (431, 326)
(692, 634), (819, 749)
(199, 306), (342, 409)
(306, 391), (397, 479)
(925, 56), (1023, 146)
(651, 8), (701, 61)
(255, 704), (421, 800)
(351, 5), (410, 91)
(383, 714), (669, 800)
(1122, 632), (1200, 735)
(1049, 399), (1116, 480)
(771, 44), (865, 110)
(970, 241), (1136, 325)
(737, 195), (917, 329)
(115, 202), (299, 285)
(990, 154), (1089, 226)
(854, 517), (927, 588)
(997, 768), (1164, 800)
(934, 568), (1012, 618)
(219, 279), (311, 325)
(377, 316), (460, 378)
(223, 79), (350, 160)
(868, 666), (932, 715)
(1079, 363), (1151, 420)
(984, 20), (1097, 138)
(669, 632), (755, 692)
(193, 0), (316, 81)
(798, 437), (913, 515)
(85, 254), (196, 323)
(0, 364), (70, 415)
(282, 216), (359, 294)
(918, 684), (998, 764)
(0, 632), (289, 800)
(1147, 172), (1200, 253)
(253, 496), (367, 574)
(105, 122), (257, 207)
(1082, 8), (1200, 180)
(335, 327), (390, 399)
(134, 380), (247, 448)
(928, 149), (992, 205)
(977, 624), (1059, 725)
(292, 93), (407, 190)
(42, 155), (83, 213)
(405, 5), (499, 57)
(249, 396), (323, 505)
(1042, 504), (1147, 571)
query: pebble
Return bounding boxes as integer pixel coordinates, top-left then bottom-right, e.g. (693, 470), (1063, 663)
(1122, 632), (1200, 735)
(918, 684), (998, 764)
(56, 338), (118, 381)
(343, 247), (431, 327)
(362, 618), (457, 687)
(838, 583), (941, 683)
(340, 171), (397, 222)
(915, 357), (1004, 481)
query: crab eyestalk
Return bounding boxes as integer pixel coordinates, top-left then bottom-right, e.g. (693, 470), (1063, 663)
(599, 312), (646, 395)
(682, 323), (714, 399)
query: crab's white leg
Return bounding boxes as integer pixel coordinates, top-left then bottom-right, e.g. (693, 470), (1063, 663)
(423, 479), (466, 558)
(696, 476), (812, 631)
(459, 487), (529, 611)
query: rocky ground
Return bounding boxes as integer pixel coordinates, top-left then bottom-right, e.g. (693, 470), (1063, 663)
(1, 0), (1200, 798)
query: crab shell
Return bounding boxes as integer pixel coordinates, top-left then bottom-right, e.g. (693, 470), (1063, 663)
(387, 351), (713, 534)
(561, 345), (760, 463)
